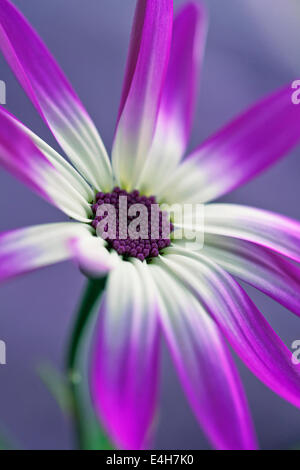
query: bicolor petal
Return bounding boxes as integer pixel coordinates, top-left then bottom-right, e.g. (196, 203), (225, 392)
(158, 85), (300, 203)
(91, 261), (160, 450)
(159, 248), (300, 409)
(202, 234), (300, 317)
(0, 222), (93, 282)
(112, 0), (173, 190)
(0, 0), (112, 190)
(203, 204), (300, 262)
(150, 263), (257, 450)
(69, 236), (119, 279)
(138, 2), (208, 194)
(22, 121), (95, 203)
(0, 106), (92, 222)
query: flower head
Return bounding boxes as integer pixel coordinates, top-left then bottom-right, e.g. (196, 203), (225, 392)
(0, 0), (300, 450)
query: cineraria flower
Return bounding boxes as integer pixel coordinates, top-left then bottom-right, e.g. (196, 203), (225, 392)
(1, 0), (300, 451)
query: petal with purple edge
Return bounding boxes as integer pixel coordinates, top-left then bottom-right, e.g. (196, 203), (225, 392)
(20, 119), (95, 203)
(203, 204), (300, 262)
(0, 222), (93, 282)
(137, 2), (208, 194)
(0, 0), (112, 190)
(0, 106), (92, 222)
(150, 262), (257, 450)
(201, 234), (300, 317)
(69, 237), (119, 279)
(91, 261), (160, 450)
(112, 0), (173, 190)
(159, 248), (300, 409)
(158, 85), (300, 203)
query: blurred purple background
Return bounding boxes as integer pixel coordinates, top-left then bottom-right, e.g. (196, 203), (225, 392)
(0, 0), (299, 450)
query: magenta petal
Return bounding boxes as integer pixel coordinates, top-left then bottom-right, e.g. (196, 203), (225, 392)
(203, 234), (300, 317)
(0, 105), (55, 202)
(161, 85), (300, 203)
(0, 0), (112, 189)
(112, 0), (173, 189)
(162, 250), (300, 409)
(91, 262), (160, 450)
(156, 2), (207, 160)
(138, 2), (208, 193)
(204, 204), (300, 262)
(151, 264), (257, 450)
(0, 222), (92, 282)
(0, 105), (92, 221)
(69, 237), (118, 279)
(190, 84), (300, 201)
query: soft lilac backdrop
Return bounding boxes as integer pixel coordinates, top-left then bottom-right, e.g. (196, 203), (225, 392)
(0, 0), (299, 449)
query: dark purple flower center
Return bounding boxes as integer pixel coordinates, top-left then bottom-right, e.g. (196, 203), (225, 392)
(91, 187), (173, 261)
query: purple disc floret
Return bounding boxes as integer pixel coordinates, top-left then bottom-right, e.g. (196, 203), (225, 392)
(91, 187), (173, 261)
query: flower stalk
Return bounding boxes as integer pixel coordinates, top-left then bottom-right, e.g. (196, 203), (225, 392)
(66, 276), (110, 450)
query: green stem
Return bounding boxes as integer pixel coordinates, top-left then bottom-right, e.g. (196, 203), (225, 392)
(67, 277), (107, 374)
(66, 276), (107, 449)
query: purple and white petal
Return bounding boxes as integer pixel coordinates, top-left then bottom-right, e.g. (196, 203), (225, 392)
(0, 0), (112, 190)
(21, 120), (95, 203)
(201, 234), (300, 317)
(69, 236), (119, 279)
(159, 248), (300, 409)
(203, 204), (300, 262)
(0, 106), (92, 222)
(158, 85), (300, 203)
(112, 0), (173, 190)
(0, 222), (93, 282)
(138, 2), (207, 194)
(150, 263), (257, 450)
(91, 260), (160, 450)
